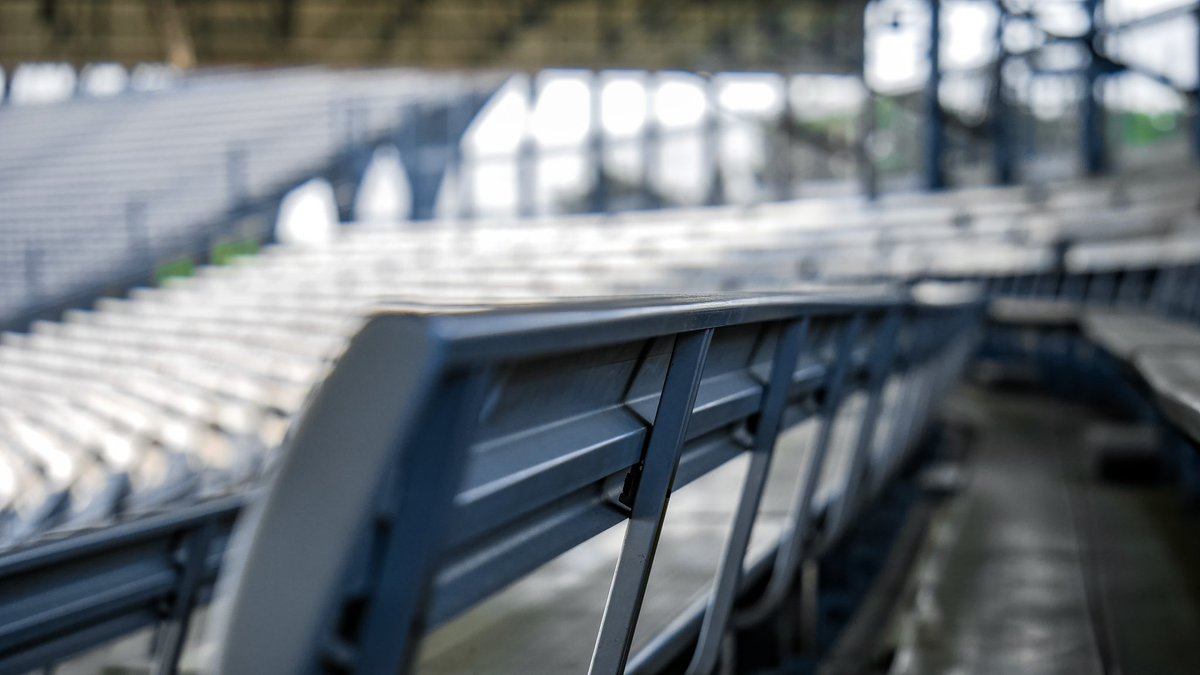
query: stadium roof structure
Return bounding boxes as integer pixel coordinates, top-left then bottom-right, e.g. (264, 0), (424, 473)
(0, 0), (867, 73)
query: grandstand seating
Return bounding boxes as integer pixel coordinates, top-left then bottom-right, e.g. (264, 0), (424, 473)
(1, 160), (1198, 673)
(0, 68), (493, 329)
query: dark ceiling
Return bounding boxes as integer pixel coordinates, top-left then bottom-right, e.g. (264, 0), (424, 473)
(1, 0), (868, 73)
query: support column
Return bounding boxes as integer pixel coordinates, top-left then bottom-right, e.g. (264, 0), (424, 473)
(590, 70), (609, 214)
(991, 2), (1015, 184)
(449, 92), (474, 221)
(226, 144), (247, 208)
(517, 73), (539, 218)
(126, 200), (150, 267)
(1194, 4), (1200, 163)
(1082, 0), (1108, 176)
(703, 73), (724, 206)
(925, 0), (946, 190)
(859, 83), (878, 199)
(398, 91), (489, 222)
(780, 73), (796, 201)
(642, 71), (662, 210)
(336, 100), (371, 223)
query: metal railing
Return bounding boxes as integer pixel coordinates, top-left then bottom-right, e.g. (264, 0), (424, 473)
(213, 291), (979, 674)
(0, 290), (980, 674)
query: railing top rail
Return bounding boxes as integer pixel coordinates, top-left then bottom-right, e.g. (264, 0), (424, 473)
(368, 289), (909, 362)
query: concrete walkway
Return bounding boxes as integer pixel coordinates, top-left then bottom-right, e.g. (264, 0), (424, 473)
(903, 388), (1200, 675)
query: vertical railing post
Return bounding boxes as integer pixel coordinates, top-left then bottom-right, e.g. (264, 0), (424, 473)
(733, 313), (864, 628)
(824, 308), (904, 545)
(685, 319), (809, 675)
(873, 369), (921, 501)
(152, 521), (215, 675)
(589, 329), (714, 675)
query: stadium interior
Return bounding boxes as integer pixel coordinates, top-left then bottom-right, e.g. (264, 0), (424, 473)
(2, 1), (1200, 674)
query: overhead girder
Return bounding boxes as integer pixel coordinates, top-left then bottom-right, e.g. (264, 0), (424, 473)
(0, 0), (867, 72)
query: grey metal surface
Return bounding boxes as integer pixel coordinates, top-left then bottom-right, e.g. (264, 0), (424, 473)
(988, 298), (1084, 327)
(1081, 311), (1200, 362)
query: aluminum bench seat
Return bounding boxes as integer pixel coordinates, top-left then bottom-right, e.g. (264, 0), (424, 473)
(0, 410), (132, 547)
(0, 385), (192, 506)
(1066, 227), (1200, 275)
(45, 320), (326, 388)
(988, 297), (1084, 328)
(1134, 350), (1200, 445)
(70, 310), (345, 361)
(1081, 311), (1200, 362)
(0, 337), (274, 430)
(15, 331), (306, 413)
(0, 354), (278, 483)
(96, 294), (353, 333)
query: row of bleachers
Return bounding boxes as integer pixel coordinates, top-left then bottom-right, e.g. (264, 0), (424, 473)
(0, 69), (493, 323)
(0, 162), (1197, 673)
(1, 164), (1196, 554)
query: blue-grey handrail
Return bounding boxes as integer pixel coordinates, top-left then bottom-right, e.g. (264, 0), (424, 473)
(211, 290), (979, 675)
(0, 289), (982, 675)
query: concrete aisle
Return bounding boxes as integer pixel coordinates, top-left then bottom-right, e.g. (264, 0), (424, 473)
(904, 388), (1200, 675)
